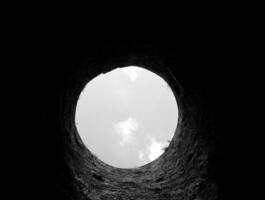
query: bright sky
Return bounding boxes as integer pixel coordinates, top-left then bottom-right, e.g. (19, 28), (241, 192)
(75, 66), (179, 168)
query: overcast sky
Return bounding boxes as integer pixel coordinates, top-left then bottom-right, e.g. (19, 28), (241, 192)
(75, 66), (179, 168)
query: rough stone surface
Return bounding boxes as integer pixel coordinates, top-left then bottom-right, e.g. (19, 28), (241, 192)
(47, 51), (224, 199)
(15, 17), (227, 199)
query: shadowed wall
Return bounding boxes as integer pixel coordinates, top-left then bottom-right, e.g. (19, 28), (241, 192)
(18, 18), (226, 200)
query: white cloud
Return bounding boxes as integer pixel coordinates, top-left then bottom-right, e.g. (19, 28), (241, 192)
(147, 137), (167, 161)
(122, 66), (144, 82)
(114, 117), (139, 146)
(138, 151), (144, 161)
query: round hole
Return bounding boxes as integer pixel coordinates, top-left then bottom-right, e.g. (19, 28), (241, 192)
(75, 66), (179, 168)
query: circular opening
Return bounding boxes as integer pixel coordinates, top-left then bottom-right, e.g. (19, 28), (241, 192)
(75, 66), (179, 168)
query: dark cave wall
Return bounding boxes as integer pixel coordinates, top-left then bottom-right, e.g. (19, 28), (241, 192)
(16, 19), (227, 199)
(31, 46), (225, 199)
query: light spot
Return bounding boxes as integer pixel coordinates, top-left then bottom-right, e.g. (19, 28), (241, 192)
(138, 151), (144, 161)
(122, 66), (144, 82)
(147, 137), (167, 161)
(75, 66), (179, 168)
(114, 117), (139, 146)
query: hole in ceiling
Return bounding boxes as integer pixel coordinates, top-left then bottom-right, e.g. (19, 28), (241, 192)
(75, 66), (179, 168)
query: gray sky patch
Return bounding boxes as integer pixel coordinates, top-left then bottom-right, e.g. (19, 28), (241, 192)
(75, 66), (179, 168)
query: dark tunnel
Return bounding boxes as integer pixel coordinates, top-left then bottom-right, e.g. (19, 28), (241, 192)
(15, 19), (228, 199)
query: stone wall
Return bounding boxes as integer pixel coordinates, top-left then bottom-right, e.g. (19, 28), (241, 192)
(16, 20), (226, 199)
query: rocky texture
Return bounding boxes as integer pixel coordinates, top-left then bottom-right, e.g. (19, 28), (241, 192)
(18, 19), (226, 199)
(40, 50), (224, 199)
